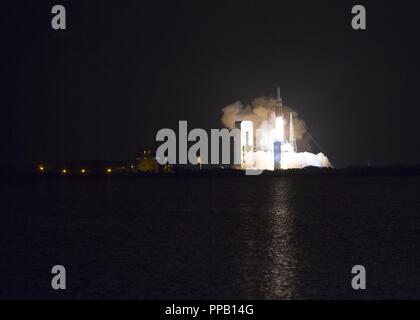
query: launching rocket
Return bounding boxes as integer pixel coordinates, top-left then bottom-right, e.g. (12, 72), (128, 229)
(274, 87), (284, 143)
(230, 87), (329, 171)
(274, 87), (284, 170)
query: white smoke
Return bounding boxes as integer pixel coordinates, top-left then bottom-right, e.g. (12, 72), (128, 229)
(282, 152), (332, 169)
(222, 97), (309, 148)
(221, 96), (332, 170)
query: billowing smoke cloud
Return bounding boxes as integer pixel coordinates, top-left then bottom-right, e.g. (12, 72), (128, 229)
(221, 97), (311, 151)
(282, 152), (331, 169)
(221, 96), (332, 169)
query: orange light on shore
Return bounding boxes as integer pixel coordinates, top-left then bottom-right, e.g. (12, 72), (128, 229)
(106, 168), (112, 173)
(39, 165), (45, 172)
(62, 169), (67, 174)
(81, 169), (86, 174)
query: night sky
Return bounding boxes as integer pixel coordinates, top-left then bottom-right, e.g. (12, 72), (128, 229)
(2, 0), (419, 168)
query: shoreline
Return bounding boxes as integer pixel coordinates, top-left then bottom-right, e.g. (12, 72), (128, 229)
(3, 166), (420, 185)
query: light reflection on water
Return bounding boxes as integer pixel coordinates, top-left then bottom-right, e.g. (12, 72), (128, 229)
(3, 177), (420, 299)
(237, 179), (299, 299)
(263, 180), (299, 299)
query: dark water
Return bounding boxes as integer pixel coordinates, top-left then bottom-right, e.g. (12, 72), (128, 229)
(1, 177), (420, 299)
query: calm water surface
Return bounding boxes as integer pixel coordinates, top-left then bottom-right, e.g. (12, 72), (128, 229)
(1, 177), (420, 299)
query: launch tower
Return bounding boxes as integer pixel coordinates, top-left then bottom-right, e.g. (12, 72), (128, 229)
(289, 112), (297, 153)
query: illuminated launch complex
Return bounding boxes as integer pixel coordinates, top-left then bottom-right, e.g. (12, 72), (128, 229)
(234, 88), (331, 171)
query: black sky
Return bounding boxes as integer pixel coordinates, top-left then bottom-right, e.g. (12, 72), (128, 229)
(2, 0), (420, 168)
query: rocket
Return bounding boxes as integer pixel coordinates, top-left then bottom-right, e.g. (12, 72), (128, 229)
(274, 87), (284, 169)
(274, 87), (284, 143)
